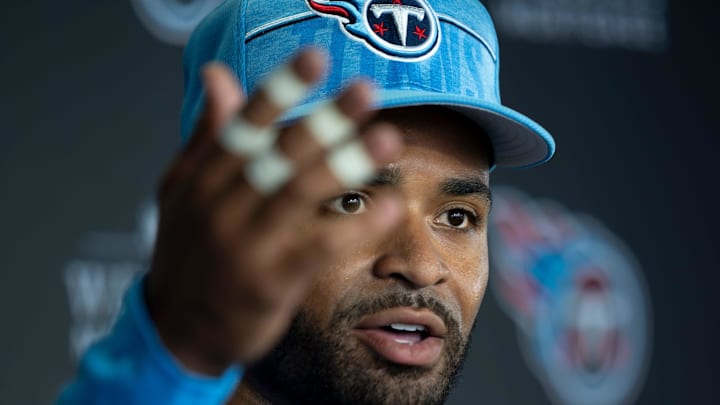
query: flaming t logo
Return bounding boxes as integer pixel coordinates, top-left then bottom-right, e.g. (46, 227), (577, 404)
(369, 3), (424, 46)
(306, 0), (440, 61)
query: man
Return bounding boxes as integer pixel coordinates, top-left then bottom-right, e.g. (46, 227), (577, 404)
(57, 0), (555, 404)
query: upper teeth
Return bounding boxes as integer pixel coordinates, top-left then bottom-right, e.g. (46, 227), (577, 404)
(389, 323), (426, 332)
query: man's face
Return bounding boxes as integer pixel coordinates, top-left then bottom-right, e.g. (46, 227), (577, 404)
(248, 106), (492, 404)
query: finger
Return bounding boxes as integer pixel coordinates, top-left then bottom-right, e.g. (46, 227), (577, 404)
(198, 63), (245, 141)
(216, 48), (327, 157)
(244, 47), (327, 127)
(241, 81), (374, 196)
(236, 192), (405, 306)
(237, 124), (404, 261)
(283, 193), (405, 280)
(279, 81), (374, 166)
(203, 187), (399, 364)
(183, 64), (246, 172)
(203, 80), (374, 219)
(197, 49), (327, 202)
(158, 64), (243, 200)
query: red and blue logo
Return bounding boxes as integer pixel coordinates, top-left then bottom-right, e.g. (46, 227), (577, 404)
(488, 187), (651, 405)
(306, 0), (440, 60)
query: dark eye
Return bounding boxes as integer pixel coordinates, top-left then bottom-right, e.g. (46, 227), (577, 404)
(437, 208), (475, 229)
(328, 193), (368, 215)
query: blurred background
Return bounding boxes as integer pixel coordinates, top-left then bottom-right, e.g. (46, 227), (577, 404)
(1, 0), (718, 404)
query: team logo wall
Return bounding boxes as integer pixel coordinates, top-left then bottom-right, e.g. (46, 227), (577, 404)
(488, 187), (651, 405)
(306, 0), (440, 60)
(64, 201), (157, 361)
(485, 0), (667, 52)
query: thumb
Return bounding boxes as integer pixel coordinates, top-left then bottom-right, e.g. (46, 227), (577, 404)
(202, 63), (244, 133)
(196, 63), (245, 140)
(157, 64), (244, 201)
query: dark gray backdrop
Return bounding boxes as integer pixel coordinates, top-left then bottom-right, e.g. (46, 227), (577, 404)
(1, 1), (718, 404)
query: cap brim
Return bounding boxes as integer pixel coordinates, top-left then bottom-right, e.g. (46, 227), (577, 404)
(282, 89), (555, 170)
(375, 90), (555, 169)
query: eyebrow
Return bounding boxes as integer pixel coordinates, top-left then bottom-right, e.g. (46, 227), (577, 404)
(441, 177), (493, 206)
(365, 168), (492, 206)
(365, 167), (400, 187)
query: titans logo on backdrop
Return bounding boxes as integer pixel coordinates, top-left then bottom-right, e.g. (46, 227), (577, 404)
(306, 0), (440, 60)
(130, 0), (225, 45)
(488, 187), (652, 405)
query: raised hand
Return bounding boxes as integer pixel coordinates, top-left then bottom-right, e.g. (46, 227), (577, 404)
(145, 49), (406, 375)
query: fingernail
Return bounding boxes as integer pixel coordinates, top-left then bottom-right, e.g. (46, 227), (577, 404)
(294, 47), (328, 83)
(363, 124), (404, 163)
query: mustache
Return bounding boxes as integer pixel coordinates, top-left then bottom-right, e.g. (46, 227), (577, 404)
(331, 291), (461, 336)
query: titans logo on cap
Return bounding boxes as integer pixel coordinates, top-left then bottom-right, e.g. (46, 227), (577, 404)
(306, 0), (440, 61)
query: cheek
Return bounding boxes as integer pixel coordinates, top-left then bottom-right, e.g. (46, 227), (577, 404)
(300, 245), (371, 324)
(446, 235), (489, 334)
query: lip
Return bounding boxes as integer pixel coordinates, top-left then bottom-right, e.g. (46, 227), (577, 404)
(353, 307), (447, 367)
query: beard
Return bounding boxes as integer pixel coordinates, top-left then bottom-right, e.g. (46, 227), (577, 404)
(246, 291), (472, 405)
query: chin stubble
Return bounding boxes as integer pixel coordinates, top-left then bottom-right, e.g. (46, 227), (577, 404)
(247, 292), (472, 405)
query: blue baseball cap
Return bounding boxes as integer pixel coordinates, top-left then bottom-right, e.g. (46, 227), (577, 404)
(181, 0), (556, 169)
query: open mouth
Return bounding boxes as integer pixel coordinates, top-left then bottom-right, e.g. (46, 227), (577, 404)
(377, 323), (432, 343)
(353, 308), (447, 367)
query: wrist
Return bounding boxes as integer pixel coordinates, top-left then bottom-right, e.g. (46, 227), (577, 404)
(144, 273), (233, 376)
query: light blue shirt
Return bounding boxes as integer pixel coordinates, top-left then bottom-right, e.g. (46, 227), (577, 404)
(56, 275), (243, 405)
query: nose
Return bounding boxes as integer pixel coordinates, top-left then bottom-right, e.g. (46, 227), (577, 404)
(372, 215), (449, 288)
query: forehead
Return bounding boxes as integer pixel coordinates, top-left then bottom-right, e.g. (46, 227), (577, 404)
(371, 106), (492, 181)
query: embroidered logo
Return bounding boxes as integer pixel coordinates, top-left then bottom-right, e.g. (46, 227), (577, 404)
(306, 0), (440, 60)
